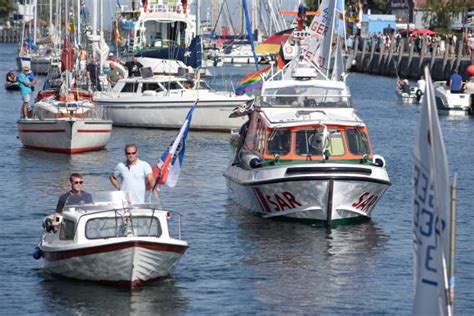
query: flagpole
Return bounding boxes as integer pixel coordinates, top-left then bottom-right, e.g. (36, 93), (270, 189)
(448, 173), (457, 315)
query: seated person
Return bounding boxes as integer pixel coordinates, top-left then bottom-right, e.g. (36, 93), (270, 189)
(6, 69), (16, 83)
(54, 173), (93, 222)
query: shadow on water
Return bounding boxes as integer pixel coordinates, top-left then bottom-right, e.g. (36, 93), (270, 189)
(37, 272), (189, 315)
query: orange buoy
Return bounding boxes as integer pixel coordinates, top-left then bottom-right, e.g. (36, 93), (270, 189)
(466, 64), (474, 77)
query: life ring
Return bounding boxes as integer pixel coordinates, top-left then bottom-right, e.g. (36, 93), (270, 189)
(285, 45), (294, 55)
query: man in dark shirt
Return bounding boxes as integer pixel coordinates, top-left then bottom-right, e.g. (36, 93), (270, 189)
(86, 58), (102, 91)
(55, 173), (93, 215)
(125, 57), (143, 77)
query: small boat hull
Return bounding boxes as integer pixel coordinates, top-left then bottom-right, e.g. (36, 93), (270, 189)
(41, 240), (187, 288)
(224, 163), (391, 224)
(4, 82), (20, 91)
(17, 119), (112, 153)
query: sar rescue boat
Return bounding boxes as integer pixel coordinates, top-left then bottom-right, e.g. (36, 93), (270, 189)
(224, 106), (391, 224)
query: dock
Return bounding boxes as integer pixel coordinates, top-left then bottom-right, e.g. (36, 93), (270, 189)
(347, 36), (474, 81)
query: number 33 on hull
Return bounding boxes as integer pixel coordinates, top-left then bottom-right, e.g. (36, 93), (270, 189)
(224, 107), (391, 225)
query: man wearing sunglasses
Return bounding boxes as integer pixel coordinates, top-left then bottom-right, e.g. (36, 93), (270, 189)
(55, 173), (93, 215)
(110, 144), (155, 204)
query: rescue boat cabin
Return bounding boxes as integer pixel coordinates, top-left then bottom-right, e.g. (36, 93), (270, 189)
(242, 108), (374, 165)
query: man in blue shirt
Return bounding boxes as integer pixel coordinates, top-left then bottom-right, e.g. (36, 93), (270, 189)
(17, 66), (37, 118)
(449, 70), (463, 93)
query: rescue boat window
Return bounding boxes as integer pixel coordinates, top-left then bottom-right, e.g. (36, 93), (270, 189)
(267, 130), (291, 155)
(142, 83), (162, 92)
(326, 131), (345, 156)
(59, 219), (75, 240)
(120, 82), (139, 93)
(85, 216), (162, 239)
(346, 129), (371, 155)
(295, 130), (325, 156)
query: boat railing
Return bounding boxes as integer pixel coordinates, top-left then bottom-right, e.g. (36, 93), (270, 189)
(70, 205), (184, 240)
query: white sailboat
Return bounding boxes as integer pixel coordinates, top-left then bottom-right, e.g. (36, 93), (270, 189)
(412, 66), (456, 315)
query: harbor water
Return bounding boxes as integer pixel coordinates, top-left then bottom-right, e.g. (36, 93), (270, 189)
(0, 43), (473, 314)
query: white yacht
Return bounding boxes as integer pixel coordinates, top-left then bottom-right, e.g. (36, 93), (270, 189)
(94, 75), (253, 131)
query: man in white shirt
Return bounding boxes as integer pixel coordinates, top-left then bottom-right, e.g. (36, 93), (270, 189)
(416, 75), (426, 102)
(110, 144), (155, 203)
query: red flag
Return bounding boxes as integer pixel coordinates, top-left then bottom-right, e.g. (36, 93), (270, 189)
(61, 37), (74, 72)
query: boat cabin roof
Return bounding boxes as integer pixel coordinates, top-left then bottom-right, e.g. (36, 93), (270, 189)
(259, 108), (365, 129)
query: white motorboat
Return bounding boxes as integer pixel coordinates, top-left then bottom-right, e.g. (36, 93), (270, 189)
(224, 105), (391, 224)
(17, 89), (112, 153)
(434, 82), (473, 115)
(395, 82), (420, 104)
(114, 0), (196, 56)
(94, 75), (253, 131)
(34, 191), (188, 288)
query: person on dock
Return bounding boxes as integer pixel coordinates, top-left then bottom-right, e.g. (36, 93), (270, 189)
(449, 70), (463, 93)
(110, 144), (155, 204)
(55, 173), (93, 216)
(17, 65), (37, 119)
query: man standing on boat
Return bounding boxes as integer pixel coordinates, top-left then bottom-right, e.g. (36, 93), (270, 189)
(107, 62), (124, 87)
(449, 70), (463, 93)
(110, 144), (156, 204)
(87, 58), (101, 91)
(125, 57), (143, 77)
(55, 173), (93, 215)
(17, 65), (37, 119)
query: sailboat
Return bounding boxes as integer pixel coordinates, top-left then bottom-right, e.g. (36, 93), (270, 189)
(17, 8), (112, 154)
(412, 66), (456, 315)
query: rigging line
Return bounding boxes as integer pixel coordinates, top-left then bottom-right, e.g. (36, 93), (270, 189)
(211, 0), (226, 35)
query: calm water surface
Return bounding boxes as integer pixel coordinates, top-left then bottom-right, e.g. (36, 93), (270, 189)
(0, 43), (473, 315)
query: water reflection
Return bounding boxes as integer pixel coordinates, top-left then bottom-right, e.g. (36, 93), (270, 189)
(225, 201), (388, 311)
(38, 273), (188, 315)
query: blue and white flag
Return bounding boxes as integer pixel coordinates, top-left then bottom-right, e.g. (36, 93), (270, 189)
(154, 102), (196, 188)
(412, 66), (451, 316)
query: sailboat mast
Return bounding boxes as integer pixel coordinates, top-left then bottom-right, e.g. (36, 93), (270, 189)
(33, 0), (37, 44)
(77, 0), (81, 45)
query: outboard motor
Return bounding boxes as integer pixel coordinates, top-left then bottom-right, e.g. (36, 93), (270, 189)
(240, 151), (264, 170)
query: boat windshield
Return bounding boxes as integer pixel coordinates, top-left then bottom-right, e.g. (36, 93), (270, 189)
(262, 86), (351, 108)
(64, 191), (134, 209)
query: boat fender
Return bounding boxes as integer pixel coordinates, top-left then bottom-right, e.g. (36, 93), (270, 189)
(240, 151), (264, 170)
(372, 155), (386, 168)
(32, 246), (43, 260)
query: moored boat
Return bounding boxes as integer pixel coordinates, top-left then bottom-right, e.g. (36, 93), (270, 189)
(35, 191), (188, 288)
(93, 74), (253, 131)
(224, 104), (391, 224)
(434, 81), (473, 115)
(17, 90), (112, 153)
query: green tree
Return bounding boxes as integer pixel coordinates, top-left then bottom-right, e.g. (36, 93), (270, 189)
(422, 0), (469, 31)
(0, 0), (16, 18)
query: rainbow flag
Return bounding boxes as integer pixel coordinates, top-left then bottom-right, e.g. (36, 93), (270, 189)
(235, 49), (287, 96)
